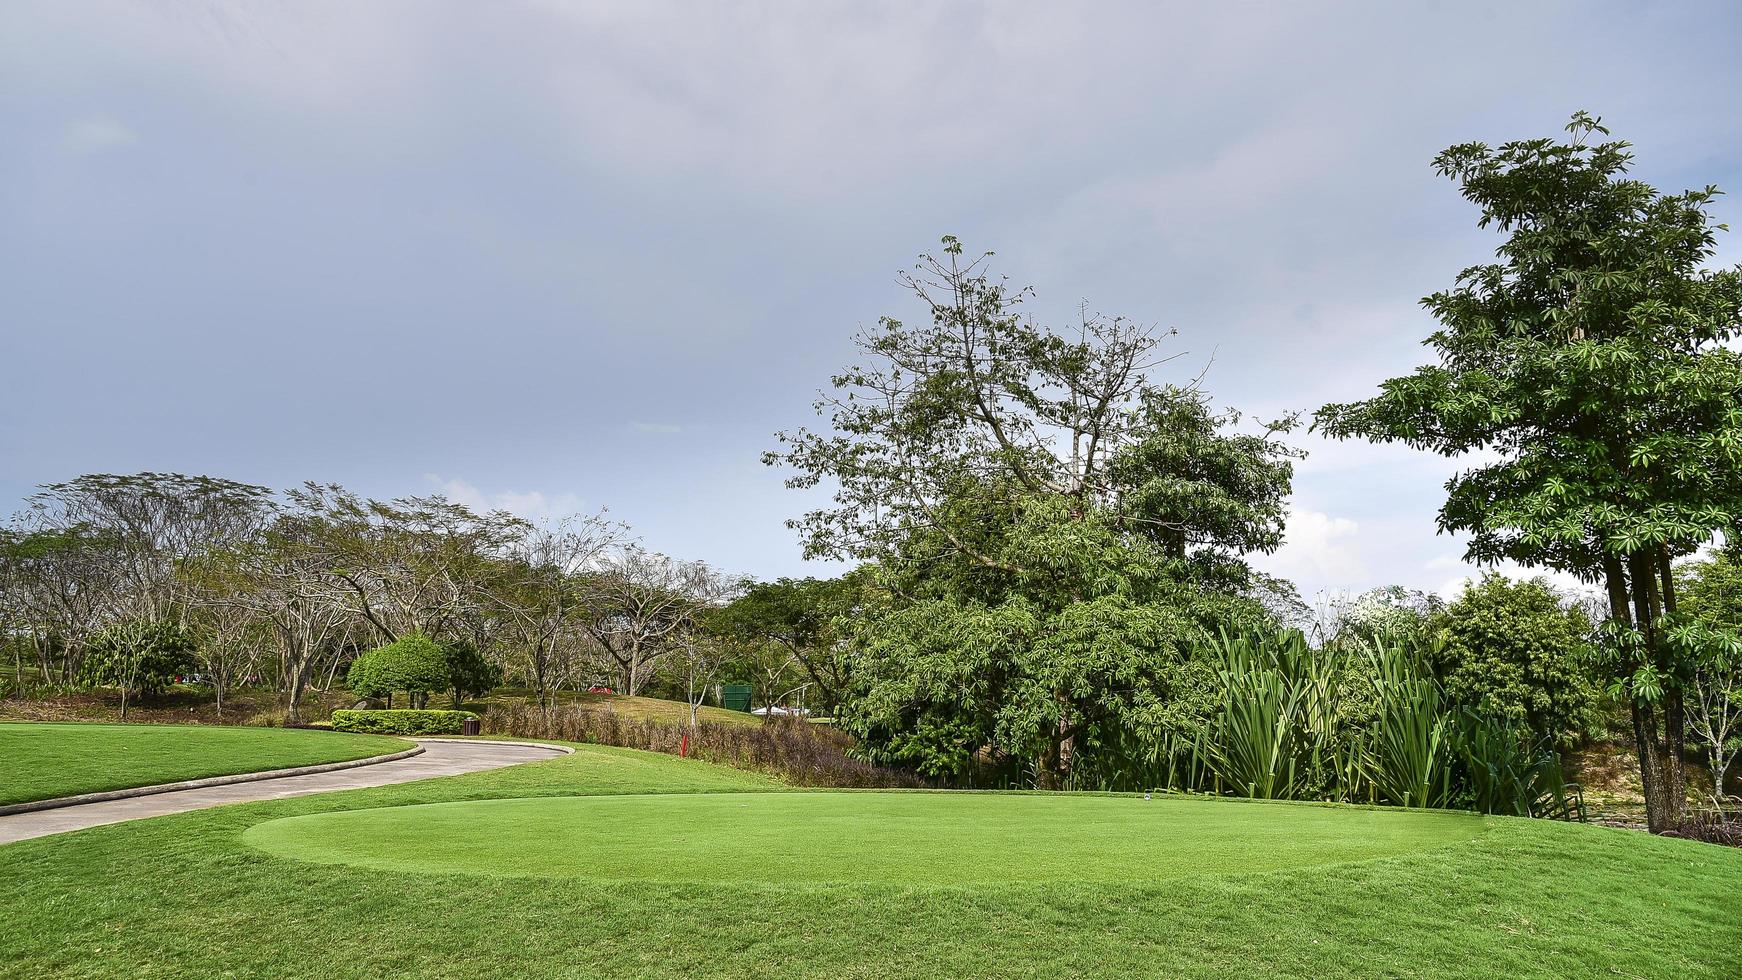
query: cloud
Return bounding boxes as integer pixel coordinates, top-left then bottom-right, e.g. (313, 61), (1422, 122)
(425, 475), (587, 524)
(62, 117), (135, 154)
(1255, 508), (1368, 587)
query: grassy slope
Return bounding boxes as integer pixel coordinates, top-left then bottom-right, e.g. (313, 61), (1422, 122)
(0, 745), (1737, 979)
(463, 688), (760, 727)
(0, 723), (410, 805)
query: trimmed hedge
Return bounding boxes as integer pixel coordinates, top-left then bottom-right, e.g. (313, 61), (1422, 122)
(329, 709), (479, 736)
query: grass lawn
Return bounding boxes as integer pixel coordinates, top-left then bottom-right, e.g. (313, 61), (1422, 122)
(1, 744), (1738, 978)
(0, 722), (410, 806)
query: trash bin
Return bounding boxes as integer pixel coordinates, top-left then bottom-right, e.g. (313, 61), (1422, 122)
(462, 717), (481, 736)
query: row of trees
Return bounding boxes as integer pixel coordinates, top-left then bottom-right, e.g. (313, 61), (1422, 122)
(0, 475), (743, 720)
(762, 113), (1742, 830)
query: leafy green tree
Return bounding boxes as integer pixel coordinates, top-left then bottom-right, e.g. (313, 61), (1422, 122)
(1316, 113), (1742, 831)
(81, 620), (196, 720)
(1676, 554), (1742, 805)
(441, 639), (502, 708)
(708, 574), (868, 714)
(1428, 575), (1595, 747)
(768, 239), (1298, 784)
(347, 633), (450, 709)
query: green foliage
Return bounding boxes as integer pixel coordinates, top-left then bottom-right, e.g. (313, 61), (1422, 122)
(80, 620), (196, 700)
(708, 574), (863, 712)
(329, 709), (478, 735)
(1675, 553), (1742, 803)
(1428, 575), (1596, 747)
(441, 640), (502, 706)
(769, 241), (1298, 785)
(346, 633), (451, 709)
(1360, 642), (1453, 808)
(1449, 707), (1572, 818)
(1314, 112), (1742, 829)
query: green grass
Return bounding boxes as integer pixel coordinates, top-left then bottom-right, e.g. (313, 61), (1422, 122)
(0, 722), (410, 805)
(1, 743), (1738, 978)
(243, 792), (1481, 884)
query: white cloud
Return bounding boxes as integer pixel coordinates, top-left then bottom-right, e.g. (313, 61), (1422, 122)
(62, 117), (135, 154)
(1255, 508), (1368, 586)
(424, 475), (586, 524)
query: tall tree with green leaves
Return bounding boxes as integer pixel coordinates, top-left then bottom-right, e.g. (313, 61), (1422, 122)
(768, 239), (1299, 784)
(1316, 114), (1742, 831)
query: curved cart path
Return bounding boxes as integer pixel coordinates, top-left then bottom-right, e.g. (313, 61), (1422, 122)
(0, 739), (568, 846)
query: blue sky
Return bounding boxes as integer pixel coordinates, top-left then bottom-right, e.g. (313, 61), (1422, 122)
(4, 1), (1740, 603)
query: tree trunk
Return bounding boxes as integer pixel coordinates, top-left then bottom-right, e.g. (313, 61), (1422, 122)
(1615, 551), (1688, 833)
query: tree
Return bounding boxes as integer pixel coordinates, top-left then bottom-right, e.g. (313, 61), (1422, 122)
(579, 546), (735, 696)
(82, 620), (196, 719)
(1324, 586), (1443, 649)
(286, 484), (527, 644)
(1677, 554), (1742, 807)
(348, 633), (450, 709)
(27, 473), (273, 621)
(767, 239), (1299, 784)
(1316, 113), (1742, 831)
(709, 575), (864, 714)
(441, 639), (502, 708)
(489, 516), (622, 708)
(1428, 575), (1595, 747)
(0, 524), (127, 685)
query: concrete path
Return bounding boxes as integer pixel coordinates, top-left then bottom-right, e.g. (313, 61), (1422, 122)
(0, 739), (568, 846)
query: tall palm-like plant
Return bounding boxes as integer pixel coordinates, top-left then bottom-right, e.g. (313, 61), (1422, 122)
(1361, 640), (1453, 808)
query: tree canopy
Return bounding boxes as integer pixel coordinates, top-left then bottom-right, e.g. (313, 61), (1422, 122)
(1316, 113), (1742, 830)
(769, 239), (1299, 783)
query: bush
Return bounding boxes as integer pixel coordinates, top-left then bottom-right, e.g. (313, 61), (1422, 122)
(483, 702), (924, 789)
(1428, 575), (1596, 747)
(330, 709), (478, 735)
(346, 634), (451, 709)
(81, 620), (197, 713)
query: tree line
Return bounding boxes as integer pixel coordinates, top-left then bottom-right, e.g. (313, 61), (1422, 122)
(0, 474), (744, 720)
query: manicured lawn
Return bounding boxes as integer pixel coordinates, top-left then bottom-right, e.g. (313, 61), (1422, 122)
(1, 744), (1738, 978)
(0, 723), (410, 805)
(244, 792), (1481, 884)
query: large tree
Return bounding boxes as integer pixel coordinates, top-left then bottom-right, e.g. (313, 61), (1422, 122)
(1316, 114), (1742, 832)
(768, 238), (1299, 784)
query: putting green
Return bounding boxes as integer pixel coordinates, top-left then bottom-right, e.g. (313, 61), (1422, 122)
(242, 791), (1486, 884)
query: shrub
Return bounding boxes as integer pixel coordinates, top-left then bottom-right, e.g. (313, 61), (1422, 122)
(1428, 575), (1596, 747)
(483, 701), (924, 789)
(330, 708), (478, 736)
(346, 634), (451, 709)
(81, 620), (197, 717)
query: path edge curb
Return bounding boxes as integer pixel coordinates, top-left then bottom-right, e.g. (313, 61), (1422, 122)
(414, 737), (575, 755)
(0, 744), (427, 817)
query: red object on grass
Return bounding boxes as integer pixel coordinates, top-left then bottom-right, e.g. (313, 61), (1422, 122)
(679, 733), (689, 758)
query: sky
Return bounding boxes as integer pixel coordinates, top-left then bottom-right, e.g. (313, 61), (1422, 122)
(4, 1), (1741, 606)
